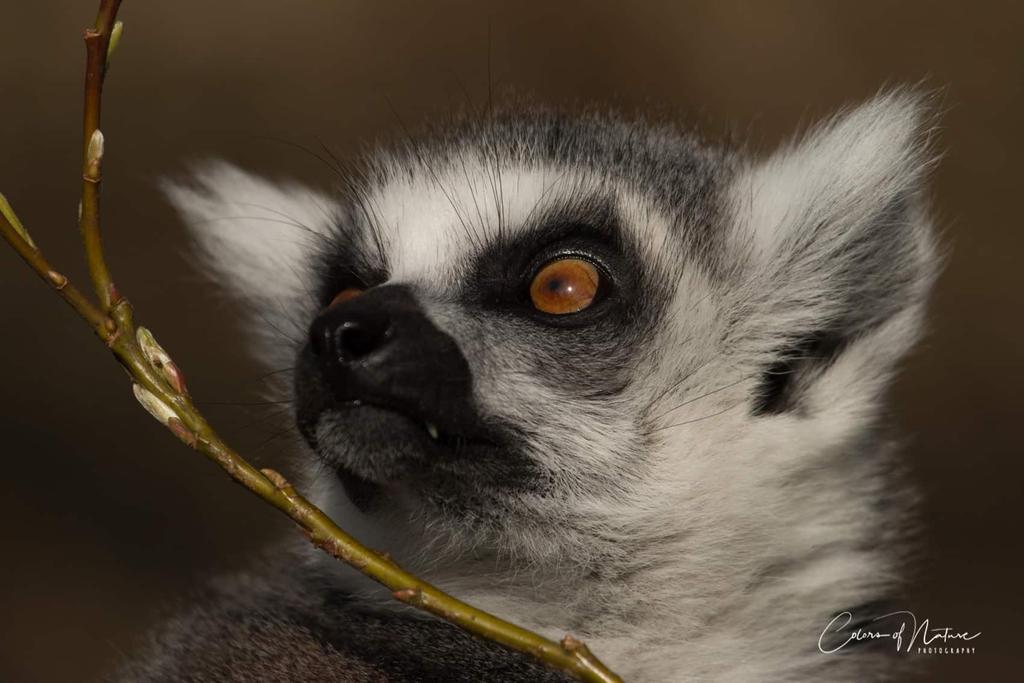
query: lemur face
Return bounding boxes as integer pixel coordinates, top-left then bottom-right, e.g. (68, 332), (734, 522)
(294, 179), (678, 524)
(170, 92), (936, 565)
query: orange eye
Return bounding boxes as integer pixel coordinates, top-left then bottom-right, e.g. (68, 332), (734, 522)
(529, 258), (600, 315)
(329, 287), (363, 308)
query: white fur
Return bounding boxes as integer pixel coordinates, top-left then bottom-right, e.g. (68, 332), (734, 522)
(166, 92), (938, 681)
(163, 162), (340, 367)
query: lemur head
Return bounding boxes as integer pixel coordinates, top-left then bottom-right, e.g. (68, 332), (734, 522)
(169, 91), (937, 573)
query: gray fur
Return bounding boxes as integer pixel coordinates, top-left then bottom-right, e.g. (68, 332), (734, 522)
(116, 545), (572, 682)
(124, 90), (939, 681)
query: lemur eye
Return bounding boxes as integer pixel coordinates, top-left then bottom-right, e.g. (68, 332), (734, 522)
(329, 287), (363, 308)
(529, 258), (599, 315)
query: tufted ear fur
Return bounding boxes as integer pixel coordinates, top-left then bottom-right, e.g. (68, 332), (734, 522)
(727, 90), (940, 419)
(163, 162), (338, 367)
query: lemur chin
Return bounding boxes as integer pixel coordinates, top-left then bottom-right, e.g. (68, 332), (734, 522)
(120, 89), (939, 682)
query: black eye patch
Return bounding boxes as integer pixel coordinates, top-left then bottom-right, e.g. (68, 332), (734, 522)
(313, 221), (390, 309)
(460, 197), (640, 327)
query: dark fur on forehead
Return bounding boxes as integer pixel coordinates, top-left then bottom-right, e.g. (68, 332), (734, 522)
(310, 210), (388, 308)
(310, 104), (733, 312)
(357, 103), (734, 257)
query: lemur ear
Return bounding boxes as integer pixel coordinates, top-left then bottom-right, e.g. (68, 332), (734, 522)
(728, 90), (940, 416)
(163, 162), (338, 366)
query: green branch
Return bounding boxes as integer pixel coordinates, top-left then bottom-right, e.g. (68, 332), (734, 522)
(0, 2), (623, 682)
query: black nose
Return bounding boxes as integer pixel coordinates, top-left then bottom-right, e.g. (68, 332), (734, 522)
(310, 305), (390, 362)
(302, 284), (474, 430)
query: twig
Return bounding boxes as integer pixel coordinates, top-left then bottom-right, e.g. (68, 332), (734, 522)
(0, 200), (114, 340)
(80, 0), (122, 309)
(0, 2), (623, 682)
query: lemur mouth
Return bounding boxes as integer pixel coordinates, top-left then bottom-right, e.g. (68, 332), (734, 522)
(333, 398), (494, 450)
(292, 284), (516, 509)
(296, 369), (498, 462)
(297, 399), (505, 511)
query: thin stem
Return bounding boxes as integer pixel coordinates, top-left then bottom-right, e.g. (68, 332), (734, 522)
(80, 0), (123, 310)
(0, 210), (115, 341)
(0, 2), (625, 682)
(119, 341), (625, 683)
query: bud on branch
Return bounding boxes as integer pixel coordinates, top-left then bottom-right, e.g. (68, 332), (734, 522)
(0, 2), (624, 682)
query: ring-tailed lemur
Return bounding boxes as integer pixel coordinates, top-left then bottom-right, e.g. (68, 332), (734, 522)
(117, 90), (939, 682)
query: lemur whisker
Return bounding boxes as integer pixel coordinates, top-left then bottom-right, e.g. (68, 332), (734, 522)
(269, 297), (311, 344)
(385, 98), (484, 252)
(648, 400), (745, 434)
(223, 406), (296, 437)
(248, 424), (302, 458)
(254, 310), (304, 347)
(249, 366), (296, 383)
(196, 399), (293, 407)
(649, 375), (752, 422)
(194, 215), (331, 246)
(521, 167), (573, 233)
(344, 182), (390, 272)
(644, 353), (721, 410)
(313, 135), (350, 180)
(252, 135), (348, 185)
(233, 202), (333, 241)
(456, 148), (489, 238)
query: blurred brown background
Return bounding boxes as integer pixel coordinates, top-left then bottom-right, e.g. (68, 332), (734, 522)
(1, 1), (1020, 681)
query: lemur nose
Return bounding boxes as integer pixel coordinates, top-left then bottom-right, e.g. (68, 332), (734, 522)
(310, 311), (390, 363)
(303, 285), (474, 421)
